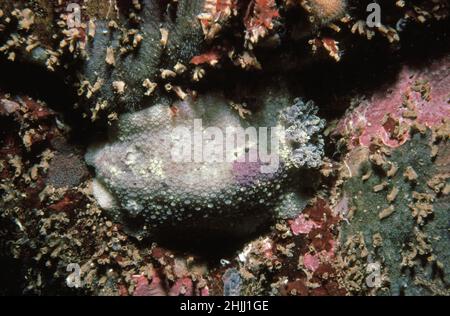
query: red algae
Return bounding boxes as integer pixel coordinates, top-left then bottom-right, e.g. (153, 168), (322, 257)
(336, 56), (450, 149)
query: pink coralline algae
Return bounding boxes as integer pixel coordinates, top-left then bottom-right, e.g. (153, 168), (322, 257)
(169, 278), (194, 296)
(132, 273), (199, 296)
(303, 247), (335, 273)
(303, 253), (320, 272)
(299, 200), (338, 274)
(336, 56), (450, 149)
(289, 214), (320, 235)
(132, 274), (167, 297)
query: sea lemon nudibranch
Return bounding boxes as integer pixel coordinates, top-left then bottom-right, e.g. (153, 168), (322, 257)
(85, 91), (326, 240)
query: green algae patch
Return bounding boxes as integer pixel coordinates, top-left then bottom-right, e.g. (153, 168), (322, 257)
(339, 129), (450, 295)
